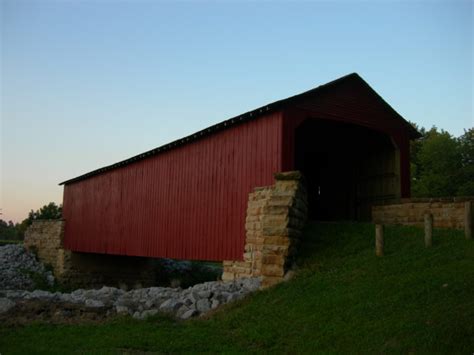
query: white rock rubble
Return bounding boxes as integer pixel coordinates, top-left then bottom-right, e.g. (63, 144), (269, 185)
(0, 244), (55, 290)
(0, 278), (260, 319)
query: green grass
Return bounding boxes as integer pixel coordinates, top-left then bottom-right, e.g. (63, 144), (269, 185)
(1, 222), (473, 354)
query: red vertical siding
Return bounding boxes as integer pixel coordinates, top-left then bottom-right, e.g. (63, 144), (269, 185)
(62, 75), (416, 261)
(63, 112), (283, 261)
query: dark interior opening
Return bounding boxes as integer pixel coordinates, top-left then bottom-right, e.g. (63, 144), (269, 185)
(295, 118), (398, 221)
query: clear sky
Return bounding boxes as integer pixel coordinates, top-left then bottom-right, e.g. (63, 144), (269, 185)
(1, 0), (473, 222)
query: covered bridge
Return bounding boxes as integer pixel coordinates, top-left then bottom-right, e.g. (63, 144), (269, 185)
(60, 73), (419, 263)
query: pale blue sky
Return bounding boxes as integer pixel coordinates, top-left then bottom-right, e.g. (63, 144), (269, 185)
(1, 0), (473, 222)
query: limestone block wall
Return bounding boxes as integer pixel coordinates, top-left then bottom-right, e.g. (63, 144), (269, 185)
(24, 220), (66, 275)
(372, 197), (474, 229)
(222, 171), (308, 288)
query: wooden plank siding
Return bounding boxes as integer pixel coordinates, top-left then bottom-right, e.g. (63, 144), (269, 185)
(63, 112), (283, 261)
(61, 73), (418, 261)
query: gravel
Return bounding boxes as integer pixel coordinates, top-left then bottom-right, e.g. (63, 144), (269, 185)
(0, 244), (55, 290)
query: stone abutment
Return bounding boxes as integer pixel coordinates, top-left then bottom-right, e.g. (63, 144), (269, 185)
(222, 171), (308, 288)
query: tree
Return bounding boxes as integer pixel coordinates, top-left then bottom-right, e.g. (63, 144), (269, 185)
(26, 202), (62, 222)
(411, 127), (462, 197)
(0, 219), (20, 240)
(456, 128), (474, 196)
(14, 202), (63, 240)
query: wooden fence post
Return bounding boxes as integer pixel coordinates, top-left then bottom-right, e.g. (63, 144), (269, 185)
(375, 224), (384, 257)
(465, 201), (472, 240)
(424, 213), (433, 248)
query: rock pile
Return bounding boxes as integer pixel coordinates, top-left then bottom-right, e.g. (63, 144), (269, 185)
(0, 278), (260, 320)
(0, 243), (261, 321)
(0, 244), (55, 290)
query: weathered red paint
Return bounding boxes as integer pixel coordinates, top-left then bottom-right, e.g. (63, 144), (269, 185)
(63, 112), (283, 261)
(62, 74), (418, 261)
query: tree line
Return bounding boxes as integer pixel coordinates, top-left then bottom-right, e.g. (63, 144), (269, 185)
(411, 126), (473, 197)
(0, 125), (472, 240)
(0, 202), (62, 241)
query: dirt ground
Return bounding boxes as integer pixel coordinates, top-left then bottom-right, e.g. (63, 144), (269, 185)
(0, 300), (114, 325)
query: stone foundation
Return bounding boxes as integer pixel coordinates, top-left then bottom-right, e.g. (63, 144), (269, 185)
(372, 197), (474, 229)
(222, 171), (308, 288)
(24, 220), (155, 288)
(24, 220), (66, 276)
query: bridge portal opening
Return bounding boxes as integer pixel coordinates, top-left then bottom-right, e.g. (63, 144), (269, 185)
(295, 119), (400, 221)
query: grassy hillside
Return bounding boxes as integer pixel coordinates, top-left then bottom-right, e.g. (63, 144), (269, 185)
(1, 222), (473, 354)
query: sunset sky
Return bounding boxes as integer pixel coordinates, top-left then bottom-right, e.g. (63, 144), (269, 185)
(1, 0), (473, 222)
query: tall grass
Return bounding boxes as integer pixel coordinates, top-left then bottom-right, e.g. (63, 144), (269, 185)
(1, 222), (472, 354)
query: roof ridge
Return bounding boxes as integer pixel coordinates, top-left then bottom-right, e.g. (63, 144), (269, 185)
(59, 73), (418, 186)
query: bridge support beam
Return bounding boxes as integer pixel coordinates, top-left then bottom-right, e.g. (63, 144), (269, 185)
(24, 220), (155, 289)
